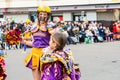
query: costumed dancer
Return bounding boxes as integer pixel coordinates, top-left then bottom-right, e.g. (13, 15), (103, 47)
(40, 32), (81, 80)
(21, 5), (54, 80)
(23, 19), (33, 51)
(0, 41), (7, 80)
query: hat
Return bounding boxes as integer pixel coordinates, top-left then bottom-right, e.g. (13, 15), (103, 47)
(26, 19), (31, 24)
(37, 5), (51, 13)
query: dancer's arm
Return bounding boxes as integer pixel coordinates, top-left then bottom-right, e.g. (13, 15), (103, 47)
(21, 40), (33, 47)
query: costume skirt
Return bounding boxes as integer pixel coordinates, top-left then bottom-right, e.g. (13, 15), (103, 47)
(24, 48), (43, 70)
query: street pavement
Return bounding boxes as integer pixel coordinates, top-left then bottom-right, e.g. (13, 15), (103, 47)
(5, 41), (120, 80)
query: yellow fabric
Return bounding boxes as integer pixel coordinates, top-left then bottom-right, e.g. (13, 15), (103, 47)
(0, 56), (3, 60)
(37, 6), (51, 13)
(48, 28), (54, 34)
(112, 0), (119, 2)
(24, 48), (43, 69)
(24, 32), (32, 40)
(26, 19), (31, 24)
(40, 54), (71, 74)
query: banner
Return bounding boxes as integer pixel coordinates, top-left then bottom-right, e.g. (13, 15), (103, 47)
(112, 0), (119, 2)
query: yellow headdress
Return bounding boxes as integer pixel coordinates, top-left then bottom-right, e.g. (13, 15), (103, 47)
(37, 5), (51, 13)
(26, 19), (31, 24)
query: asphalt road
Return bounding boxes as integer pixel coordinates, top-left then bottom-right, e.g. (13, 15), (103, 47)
(5, 41), (120, 80)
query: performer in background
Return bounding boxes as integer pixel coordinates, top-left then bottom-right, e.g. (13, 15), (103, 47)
(22, 19), (33, 51)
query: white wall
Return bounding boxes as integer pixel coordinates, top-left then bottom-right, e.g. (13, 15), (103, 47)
(0, 0), (120, 8)
(63, 12), (73, 21)
(87, 11), (97, 21)
(4, 13), (29, 22)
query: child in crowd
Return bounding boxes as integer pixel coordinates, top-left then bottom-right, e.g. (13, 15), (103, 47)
(40, 32), (81, 80)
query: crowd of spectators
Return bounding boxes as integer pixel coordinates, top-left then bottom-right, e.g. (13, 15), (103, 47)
(56, 20), (114, 44)
(0, 17), (120, 50)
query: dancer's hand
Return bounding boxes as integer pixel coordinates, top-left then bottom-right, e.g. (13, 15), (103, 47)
(21, 39), (33, 47)
(20, 39), (26, 44)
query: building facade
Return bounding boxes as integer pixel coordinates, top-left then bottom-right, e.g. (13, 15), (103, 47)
(0, 0), (120, 22)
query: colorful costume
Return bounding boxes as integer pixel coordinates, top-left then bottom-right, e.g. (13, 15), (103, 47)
(24, 25), (51, 69)
(0, 56), (7, 80)
(24, 5), (53, 70)
(0, 42), (7, 80)
(40, 47), (81, 80)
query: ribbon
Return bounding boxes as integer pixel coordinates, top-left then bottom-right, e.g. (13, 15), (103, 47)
(23, 44), (27, 51)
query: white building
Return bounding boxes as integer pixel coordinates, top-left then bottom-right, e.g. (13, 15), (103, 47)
(0, 0), (120, 22)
